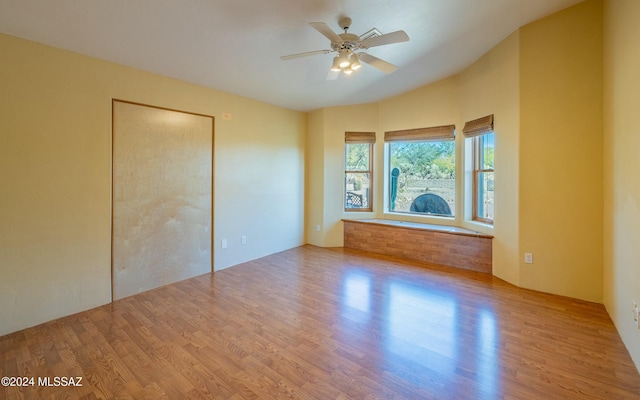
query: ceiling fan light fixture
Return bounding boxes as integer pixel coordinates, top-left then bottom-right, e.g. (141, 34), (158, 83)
(331, 56), (341, 71)
(350, 54), (361, 70)
(337, 51), (350, 68)
(343, 67), (354, 75)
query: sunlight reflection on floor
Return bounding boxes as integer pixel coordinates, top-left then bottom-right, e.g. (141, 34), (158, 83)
(339, 265), (500, 398)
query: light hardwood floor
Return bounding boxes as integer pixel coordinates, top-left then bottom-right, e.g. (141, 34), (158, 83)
(1, 245), (639, 399)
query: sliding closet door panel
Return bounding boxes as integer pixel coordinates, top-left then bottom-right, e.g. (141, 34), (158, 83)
(112, 101), (213, 300)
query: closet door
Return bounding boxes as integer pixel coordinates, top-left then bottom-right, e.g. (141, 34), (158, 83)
(112, 100), (213, 300)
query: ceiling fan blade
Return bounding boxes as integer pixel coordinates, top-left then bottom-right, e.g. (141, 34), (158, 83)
(326, 69), (340, 80)
(358, 53), (398, 74)
(310, 22), (342, 44)
(359, 30), (409, 49)
(280, 49), (332, 61)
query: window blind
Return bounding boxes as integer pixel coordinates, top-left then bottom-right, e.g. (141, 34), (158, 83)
(345, 131), (376, 144)
(384, 125), (455, 142)
(462, 114), (494, 138)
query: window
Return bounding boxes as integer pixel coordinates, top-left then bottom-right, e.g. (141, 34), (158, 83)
(473, 133), (494, 223)
(345, 132), (375, 211)
(385, 125), (456, 216)
(463, 115), (494, 224)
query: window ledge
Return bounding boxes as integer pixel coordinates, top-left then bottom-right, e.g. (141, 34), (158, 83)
(464, 220), (494, 236)
(342, 218), (493, 239)
(385, 211), (454, 221)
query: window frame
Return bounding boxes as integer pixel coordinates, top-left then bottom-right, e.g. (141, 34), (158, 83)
(344, 141), (373, 212)
(384, 124), (457, 218)
(472, 133), (494, 224)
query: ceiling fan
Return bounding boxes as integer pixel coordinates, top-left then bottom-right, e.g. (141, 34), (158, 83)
(281, 17), (410, 79)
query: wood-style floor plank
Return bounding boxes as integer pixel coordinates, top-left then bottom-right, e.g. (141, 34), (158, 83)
(1, 245), (639, 399)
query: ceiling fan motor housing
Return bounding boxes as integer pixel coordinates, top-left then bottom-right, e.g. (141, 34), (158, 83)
(332, 18), (359, 52)
(332, 33), (360, 51)
(339, 17), (352, 30)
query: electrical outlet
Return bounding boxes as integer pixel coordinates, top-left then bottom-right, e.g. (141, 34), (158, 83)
(633, 302), (639, 329)
(316, 224), (321, 232)
(524, 253), (533, 264)
(241, 235), (247, 245)
(221, 239), (228, 249)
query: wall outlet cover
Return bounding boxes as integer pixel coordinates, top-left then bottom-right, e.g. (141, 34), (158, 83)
(524, 253), (533, 264)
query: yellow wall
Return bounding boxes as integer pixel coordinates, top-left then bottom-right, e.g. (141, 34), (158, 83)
(519, 0), (603, 302)
(304, 104), (379, 246)
(323, 104), (379, 246)
(603, 0), (640, 371)
(0, 33), (306, 336)
(459, 31), (521, 285)
(306, 109), (325, 246)
(378, 76), (461, 136)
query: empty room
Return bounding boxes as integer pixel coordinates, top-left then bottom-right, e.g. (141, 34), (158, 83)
(1, 0), (639, 398)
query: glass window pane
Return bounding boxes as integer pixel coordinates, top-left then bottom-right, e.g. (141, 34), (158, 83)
(345, 143), (370, 171)
(473, 133), (494, 223)
(477, 171), (494, 220)
(345, 172), (370, 209)
(388, 141), (455, 216)
(481, 133), (495, 170)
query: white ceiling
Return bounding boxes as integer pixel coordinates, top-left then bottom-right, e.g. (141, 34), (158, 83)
(0, 0), (583, 112)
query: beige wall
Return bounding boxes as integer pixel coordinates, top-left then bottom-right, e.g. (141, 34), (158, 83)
(0, 33), (306, 336)
(519, 0), (603, 302)
(603, 0), (640, 371)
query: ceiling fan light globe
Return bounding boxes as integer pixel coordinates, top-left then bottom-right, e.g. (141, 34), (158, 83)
(337, 51), (350, 68)
(343, 67), (354, 75)
(331, 56), (341, 71)
(349, 52), (362, 70)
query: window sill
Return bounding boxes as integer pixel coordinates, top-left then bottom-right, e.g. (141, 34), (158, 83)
(464, 220), (494, 236)
(344, 218), (493, 238)
(384, 211), (455, 224)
